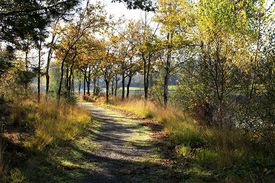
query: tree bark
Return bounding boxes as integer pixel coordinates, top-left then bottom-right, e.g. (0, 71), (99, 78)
(86, 67), (91, 96)
(126, 75), (132, 98)
(105, 79), (110, 103)
(24, 49), (29, 90)
(122, 71), (125, 100)
(164, 33), (172, 106)
(142, 53), (148, 100)
(143, 54), (151, 100)
(78, 80), (81, 95)
(46, 34), (55, 97)
(115, 74), (118, 97)
(83, 68), (87, 95)
(57, 60), (65, 103)
(37, 40), (42, 103)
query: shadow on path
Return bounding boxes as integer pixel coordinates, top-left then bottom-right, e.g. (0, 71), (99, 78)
(77, 102), (174, 183)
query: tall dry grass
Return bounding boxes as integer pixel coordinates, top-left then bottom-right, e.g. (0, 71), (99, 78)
(108, 97), (274, 181)
(6, 96), (90, 151)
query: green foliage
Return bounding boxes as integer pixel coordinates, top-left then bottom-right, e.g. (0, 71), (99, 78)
(114, 0), (155, 11)
(169, 125), (205, 148)
(15, 70), (36, 86)
(0, 0), (80, 44)
(10, 168), (26, 183)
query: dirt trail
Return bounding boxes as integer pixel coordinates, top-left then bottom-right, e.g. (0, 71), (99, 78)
(78, 102), (168, 183)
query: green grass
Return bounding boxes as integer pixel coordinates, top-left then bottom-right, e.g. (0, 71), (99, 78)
(1, 96), (94, 183)
(105, 98), (275, 182)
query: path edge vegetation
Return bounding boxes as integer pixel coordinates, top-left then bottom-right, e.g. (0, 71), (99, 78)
(85, 95), (275, 182)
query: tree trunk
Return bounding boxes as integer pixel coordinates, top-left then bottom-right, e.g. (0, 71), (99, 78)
(105, 80), (109, 103)
(143, 54), (151, 100)
(86, 68), (91, 96)
(46, 34), (55, 97)
(78, 80), (81, 95)
(37, 40), (42, 103)
(68, 56), (76, 96)
(164, 32), (172, 106)
(66, 67), (69, 92)
(24, 49), (29, 90)
(57, 60), (65, 103)
(115, 74), (118, 96)
(122, 71), (125, 100)
(83, 68), (87, 96)
(57, 44), (78, 103)
(71, 71), (74, 94)
(126, 75), (132, 98)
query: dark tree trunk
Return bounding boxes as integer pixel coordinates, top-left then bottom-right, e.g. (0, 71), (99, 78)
(115, 74), (118, 96)
(71, 71), (74, 94)
(122, 71), (125, 100)
(105, 79), (110, 103)
(83, 68), (87, 96)
(46, 35), (55, 97)
(24, 50), (29, 90)
(142, 53), (149, 100)
(66, 67), (69, 92)
(25, 50), (28, 71)
(143, 53), (151, 100)
(68, 56), (76, 96)
(86, 68), (91, 96)
(57, 60), (65, 102)
(37, 40), (42, 103)
(57, 42), (79, 103)
(126, 75), (132, 98)
(164, 33), (172, 106)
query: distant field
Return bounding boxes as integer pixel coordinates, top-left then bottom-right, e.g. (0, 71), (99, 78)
(117, 85), (178, 91)
(114, 85), (178, 96)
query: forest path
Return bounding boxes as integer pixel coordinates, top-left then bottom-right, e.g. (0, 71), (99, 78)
(77, 102), (168, 183)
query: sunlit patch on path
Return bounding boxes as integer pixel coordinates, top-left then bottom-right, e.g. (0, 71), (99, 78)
(76, 102), (169, 183)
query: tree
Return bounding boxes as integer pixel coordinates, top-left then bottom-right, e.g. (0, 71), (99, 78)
(54, 2), (107, 102)
(100, 39), (118, 103)
(136, 19), (161, 100)
(113, 21), (141, 99)
(113, 0), (155, 11)
(0, 0), (80, 44)
(155, 0), (195, 106)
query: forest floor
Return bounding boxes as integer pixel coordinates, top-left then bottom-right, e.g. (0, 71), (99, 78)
(74, 102), (175, 183)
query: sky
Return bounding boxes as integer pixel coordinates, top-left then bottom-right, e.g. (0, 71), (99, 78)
(92, 0), (154, 21)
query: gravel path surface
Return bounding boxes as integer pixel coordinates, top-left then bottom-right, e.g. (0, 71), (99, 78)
(78, 102), (167, 183)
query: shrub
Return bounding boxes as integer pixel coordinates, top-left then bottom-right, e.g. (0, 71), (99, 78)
(9, 168), (26, 183)
(169, 125), (205, 148)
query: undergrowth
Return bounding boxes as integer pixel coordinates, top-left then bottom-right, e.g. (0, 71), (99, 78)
(104, 97), (275, 182)
(0, 95), (91, 182)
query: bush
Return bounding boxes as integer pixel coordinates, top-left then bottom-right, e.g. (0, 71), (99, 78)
(10, 168), (26, 183)
(169, 125), (205, 148)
